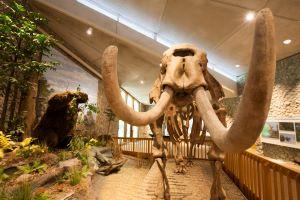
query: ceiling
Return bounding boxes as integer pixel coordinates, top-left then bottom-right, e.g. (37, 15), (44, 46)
(30, 0), (300, 104)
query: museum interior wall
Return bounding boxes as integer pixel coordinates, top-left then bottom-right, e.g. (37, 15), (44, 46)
(223, 52), (300, 161)
(43, 48), (146, 139)
(0, 46), (136, 139)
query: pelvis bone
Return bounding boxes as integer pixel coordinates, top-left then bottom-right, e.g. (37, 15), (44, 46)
(100, 8), (276, 153)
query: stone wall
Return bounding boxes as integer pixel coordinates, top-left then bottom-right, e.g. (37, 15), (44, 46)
(262, 143), (299, 161)
(221, 97), (240, 119)
(235, 52), (300, 118)
(223, 52), (300, 161)
(269, 53), (300, 117)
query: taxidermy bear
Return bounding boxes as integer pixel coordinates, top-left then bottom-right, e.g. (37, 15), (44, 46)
(32, 91), (88, 148)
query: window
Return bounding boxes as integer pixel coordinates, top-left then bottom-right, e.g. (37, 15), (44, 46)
(133, 126), (138, 138)
(134, 100), (139, 111)
(118, 120), (124, 137)
(127, 95), (133, 107)
(126, 124), (131, 138)
(118, 90), (141, 138)
(121, 90), (126, 101)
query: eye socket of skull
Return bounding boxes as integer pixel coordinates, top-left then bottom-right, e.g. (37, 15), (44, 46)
(199, 52), (208, 72)
(160, 63), (167, 74)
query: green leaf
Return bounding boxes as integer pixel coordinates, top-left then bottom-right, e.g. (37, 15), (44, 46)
(13, 2), (26, 12)
(0, 14), (12, 23)
(34, 34), (47, 44)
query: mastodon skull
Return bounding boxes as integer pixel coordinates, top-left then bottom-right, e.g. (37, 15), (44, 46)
(151, 44), (224, 107)
(100, 8), (276, 153)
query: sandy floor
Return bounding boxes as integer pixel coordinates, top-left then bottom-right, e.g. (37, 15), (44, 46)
(89, 156), (150, 200)
(88, 157), (246, 200)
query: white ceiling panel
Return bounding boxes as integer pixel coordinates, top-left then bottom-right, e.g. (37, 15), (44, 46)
(31, 0), (300, 103)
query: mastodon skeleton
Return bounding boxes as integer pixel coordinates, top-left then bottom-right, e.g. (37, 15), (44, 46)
(149, 72), (226, 172)
(100, 9), (276, 200)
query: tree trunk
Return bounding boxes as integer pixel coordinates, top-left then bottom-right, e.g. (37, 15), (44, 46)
(8, 84), (19, 130)
(19, 72), (40, 137)
(0, 39), (22, 131)
(0, 74), (13, 131)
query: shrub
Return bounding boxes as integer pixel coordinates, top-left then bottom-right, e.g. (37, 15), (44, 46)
(88, 138), (99, 146)
(76, 151), (89, 166)
(57, 150), (72, 161)
(68, 136), (100, 152)
(0, 131), (15, 150)
(16, 138), (47, 158)
(0, 167), (9, 183)
(68, 136), (87, 151)
(66, 165), (89, 186)
(0, 149), (3, 160)
(33, 192), (51, 200)
(0, 188), (8, 200)
(11, 183), (33, 200)
(68, 169), (81, 186)
(0, 183), (51, 200)
(17, 160), (47, 174)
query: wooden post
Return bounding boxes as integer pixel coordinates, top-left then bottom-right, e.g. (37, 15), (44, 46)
(133, 138), (135, 152)
(262, 162), (272, 200)
(147, 139), (150, 154)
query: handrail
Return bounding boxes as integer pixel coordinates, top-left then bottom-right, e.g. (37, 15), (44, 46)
(115, 137), (300, 199)
(224, 148), (300, 200)
(114, 137), (212, 160)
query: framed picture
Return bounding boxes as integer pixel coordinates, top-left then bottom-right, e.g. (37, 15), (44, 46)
(279, 122), (295, 132)
(279, 132), (296, 144)
(262, 122), (279, 139)
(296, 123), (300, 142)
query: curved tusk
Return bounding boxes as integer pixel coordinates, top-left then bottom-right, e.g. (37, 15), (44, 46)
(101, 46), (174, 126)
(194, 8), (276, 152)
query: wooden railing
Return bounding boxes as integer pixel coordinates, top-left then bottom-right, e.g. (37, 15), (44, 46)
(224, 149), (300, 200)
(115, 137), (300, 199)
(115, 137), (212, 160)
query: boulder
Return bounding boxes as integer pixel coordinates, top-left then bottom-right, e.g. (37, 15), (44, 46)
(59, 158), (82, 170)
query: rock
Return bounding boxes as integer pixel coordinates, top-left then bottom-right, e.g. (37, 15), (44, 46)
(294, 153), (300, 164)
(15, 173), (33, 184)
(52, 191), (75, 200)
(59, 158), (81, 170)
(40, 153), (59, 166)
(90, 146), (111, 155)
(96, 159), (127, 176)
(32, 167), (66, 189)
(95, 152), (111, 165)
(88, 146), (111, 172)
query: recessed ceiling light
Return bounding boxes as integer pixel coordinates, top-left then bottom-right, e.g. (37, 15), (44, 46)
(283, 39), (291, 45)
(245, 12), (255, 21)
(140, 80), (144, 84)
(86, 27), (93, 35)
(235, 64), (240, 68)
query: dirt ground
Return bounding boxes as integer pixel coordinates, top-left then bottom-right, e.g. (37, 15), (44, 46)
(87, 156), (246, 200)
(88, 155), (150, 200)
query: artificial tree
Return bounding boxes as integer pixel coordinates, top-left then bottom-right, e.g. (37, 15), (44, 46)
(0, 1), (57, 136)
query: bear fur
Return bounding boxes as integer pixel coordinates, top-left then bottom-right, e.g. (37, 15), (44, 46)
(32, 91), (88, 148)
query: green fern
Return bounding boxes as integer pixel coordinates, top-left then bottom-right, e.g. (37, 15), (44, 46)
(0, 167), (9, 183)
(17, 160), (47, 174)
(33, 192), (51, 200)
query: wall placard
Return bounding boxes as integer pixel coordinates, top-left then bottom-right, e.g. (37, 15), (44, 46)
(261, 118), (300, 149)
